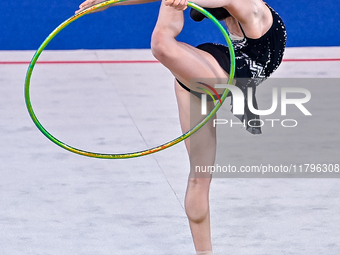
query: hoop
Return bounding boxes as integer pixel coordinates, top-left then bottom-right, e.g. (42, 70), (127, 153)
(24, 0), (235, 159)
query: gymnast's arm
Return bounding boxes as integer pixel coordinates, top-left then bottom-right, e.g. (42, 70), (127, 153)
(77, 0), (250, 22)
(165, 0), (272, 39)
(165, 0), (260, 22)
(76, 0), (271, 39)
(76, 0), (159, 14)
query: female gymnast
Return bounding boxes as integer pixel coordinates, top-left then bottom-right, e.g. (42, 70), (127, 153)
(77, 0), (286, 254)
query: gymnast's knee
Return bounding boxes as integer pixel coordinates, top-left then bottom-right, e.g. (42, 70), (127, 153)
(186, 208), (209, 224)
(151, 31), (167, 61)
(151, 29), (176, 62)
(185, 177), (211, 223)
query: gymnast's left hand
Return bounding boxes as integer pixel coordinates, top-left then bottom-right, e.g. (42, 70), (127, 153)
(76, 0), (109, 13)
(164, 0), (188, 10)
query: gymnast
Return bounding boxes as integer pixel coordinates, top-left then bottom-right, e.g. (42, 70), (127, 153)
(77, 1), (286, 254)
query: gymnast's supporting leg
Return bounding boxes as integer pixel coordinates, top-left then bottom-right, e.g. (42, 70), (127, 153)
(151, 1), (229, 253)
(175, 80), (216, 254)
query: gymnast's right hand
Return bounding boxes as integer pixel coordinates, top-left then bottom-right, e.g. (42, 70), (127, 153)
(164, 0), (188, 10)
(76, 0), (109, 13)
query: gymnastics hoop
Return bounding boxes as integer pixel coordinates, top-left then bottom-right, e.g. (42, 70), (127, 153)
(24, 0), (235, 159)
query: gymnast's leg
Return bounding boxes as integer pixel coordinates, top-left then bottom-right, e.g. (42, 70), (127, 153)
(151, 2), (230, 253)
(151, 0), (229, 88)
(175, 80), (216, 254)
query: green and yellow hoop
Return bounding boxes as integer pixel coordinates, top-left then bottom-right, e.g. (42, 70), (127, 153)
(24, 0), (235, 159)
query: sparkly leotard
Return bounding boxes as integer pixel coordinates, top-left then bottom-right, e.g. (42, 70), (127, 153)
(178, 4), (287, 134)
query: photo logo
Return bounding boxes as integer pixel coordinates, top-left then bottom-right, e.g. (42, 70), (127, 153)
(199, 83), (312, 128)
